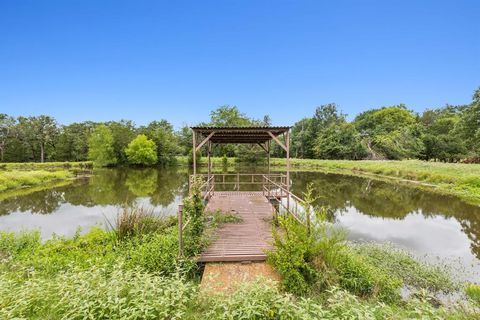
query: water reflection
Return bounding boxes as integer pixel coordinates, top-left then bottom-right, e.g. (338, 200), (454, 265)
(1, 168), (480, 277)
(0, 168), (188, 238)
(289, 171), (480, 277)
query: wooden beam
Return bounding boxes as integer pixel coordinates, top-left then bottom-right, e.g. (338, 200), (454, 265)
(257, 142), (268, 153)
(192, 130), (196, 176)
(195, 132), (215, 152)
(267, 131), (287, 152)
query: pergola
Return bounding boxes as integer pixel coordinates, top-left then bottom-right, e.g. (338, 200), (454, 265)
(190, 126), (291, 193)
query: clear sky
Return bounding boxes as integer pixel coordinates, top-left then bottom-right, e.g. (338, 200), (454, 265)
(1, 0), (479, 128)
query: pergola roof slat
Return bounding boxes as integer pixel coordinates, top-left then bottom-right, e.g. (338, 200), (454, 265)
(191, 126), (290, 144)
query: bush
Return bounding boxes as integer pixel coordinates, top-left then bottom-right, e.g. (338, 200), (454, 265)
(125, 134), (158, 166)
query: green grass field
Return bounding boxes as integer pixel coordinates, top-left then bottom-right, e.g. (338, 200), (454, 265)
(0, 161), (92, 193)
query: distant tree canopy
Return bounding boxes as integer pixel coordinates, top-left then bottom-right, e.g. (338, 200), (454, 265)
(1, 87), (479, 164)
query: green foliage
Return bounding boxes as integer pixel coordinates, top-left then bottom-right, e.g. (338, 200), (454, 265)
(139, 120), (178, 165)
(0, 267), (198, 320)
(125, 134), (158, 166)
(465, 283), (480, 305)
(183, 177), (206, 256)
(107, 205), (176, 240)
(55, 122), (96, 162)
(351, 243), (457, 293)
(88, 125), (117, 167)
(268, 185), (346, 296)
(0, 170), (72, 192)
(315, 122), (367, 160)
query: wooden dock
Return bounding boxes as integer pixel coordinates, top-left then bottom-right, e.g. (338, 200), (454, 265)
(199, 191), (275, 262)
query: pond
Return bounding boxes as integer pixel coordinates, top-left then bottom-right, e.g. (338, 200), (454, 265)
(1, 167), (479, 280)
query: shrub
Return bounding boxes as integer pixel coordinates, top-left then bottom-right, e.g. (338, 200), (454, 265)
(125, 134), (158, 166)
(182, 177), (206, 257)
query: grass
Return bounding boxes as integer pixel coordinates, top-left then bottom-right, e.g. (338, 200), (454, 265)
(0, 161), (92, 194)
(0, 205), (478, 319)
(270, 158), (480, 205)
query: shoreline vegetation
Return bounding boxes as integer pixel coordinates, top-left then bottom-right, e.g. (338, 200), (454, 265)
(1, 158), (480, 206)
(0, 189), (479, 318)
(177, 156), (480, 206)
(0, 161), (93, 194)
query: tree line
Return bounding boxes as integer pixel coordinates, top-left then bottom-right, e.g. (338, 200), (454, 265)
(0, 87), (479, 165)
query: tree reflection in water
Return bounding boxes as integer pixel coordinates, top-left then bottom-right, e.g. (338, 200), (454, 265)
(1, 168), (480, 264)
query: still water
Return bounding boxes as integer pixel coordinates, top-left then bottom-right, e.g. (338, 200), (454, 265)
(1, 167), (479, 279)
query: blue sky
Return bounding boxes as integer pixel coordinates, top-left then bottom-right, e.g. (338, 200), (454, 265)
(1, 0), (479, 128)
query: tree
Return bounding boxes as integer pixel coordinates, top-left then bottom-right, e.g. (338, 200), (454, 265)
(210, 105), (251, 127)
(125, 134), (158, 166)
(88, 125), (117, 167)
(16, 116), (58, 162)
(139, 120), (178, 165)
(0, 114), (15, 162)
(56, 122), (96, 161)
(314, 122), (367, 160)
(353, 105), (421, 159)
(106, 120), (137, 165)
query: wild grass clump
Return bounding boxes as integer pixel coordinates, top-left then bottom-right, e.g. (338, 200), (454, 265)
(465, 284), (480, 305)
(351, 242), (458, 293)
(108, 205), (175, 240)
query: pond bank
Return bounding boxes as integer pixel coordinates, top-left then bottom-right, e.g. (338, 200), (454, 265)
(0, 161), (92, 194)
(177, 156), (480, 206)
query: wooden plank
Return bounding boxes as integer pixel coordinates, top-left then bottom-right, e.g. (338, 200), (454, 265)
(199, 191), (274, 262)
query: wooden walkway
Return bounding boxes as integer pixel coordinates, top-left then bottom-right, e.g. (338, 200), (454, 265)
(199, 191), (274, 262)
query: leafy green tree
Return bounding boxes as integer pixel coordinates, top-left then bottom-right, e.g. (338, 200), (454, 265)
(0, 114), (15, 162)
(16, 116), (58, 162)
(106, 120), (137, 165)
(56, 122), (96, 161)
(125, 134), (158, 166)
(139, 120), (178, 165)
(88, 125), (117, 167)
(457, 91), (480, 158)
(420, 106), (466, 161)
(314, 123), (367, 160)
(353, 105), (422, 159)
(210, 105), (251, 127)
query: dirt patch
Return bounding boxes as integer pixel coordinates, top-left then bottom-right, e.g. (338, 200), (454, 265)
(201, 261), (281, 294)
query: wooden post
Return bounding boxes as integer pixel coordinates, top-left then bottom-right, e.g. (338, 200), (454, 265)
(192, 130), (196, 176)
(207, 140), (212, 194)
(286, 130), (290, 212)
(178, 204), (184, 257)
(267, 140), (271, 176)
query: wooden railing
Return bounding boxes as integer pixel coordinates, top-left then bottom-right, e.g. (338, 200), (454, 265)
(188, 173), (307, 223)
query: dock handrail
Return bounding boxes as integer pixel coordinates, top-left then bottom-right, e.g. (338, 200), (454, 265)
(188, 173), (307, 224)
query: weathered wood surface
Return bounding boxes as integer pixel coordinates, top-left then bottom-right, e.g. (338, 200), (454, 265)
(199, 191), (274, 262)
